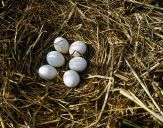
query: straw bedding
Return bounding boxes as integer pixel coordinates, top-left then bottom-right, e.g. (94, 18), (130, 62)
(0, 0), (163, 127)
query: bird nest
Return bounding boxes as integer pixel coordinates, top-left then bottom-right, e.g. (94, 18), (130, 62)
(0, 0), (163, 127)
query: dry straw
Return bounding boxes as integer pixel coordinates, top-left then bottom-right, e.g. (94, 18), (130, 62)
(0, 0), (163, 127)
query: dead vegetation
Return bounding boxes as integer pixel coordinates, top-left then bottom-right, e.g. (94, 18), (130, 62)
(0, 0), (163, 127)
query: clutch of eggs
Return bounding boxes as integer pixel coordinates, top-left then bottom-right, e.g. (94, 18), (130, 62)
(69, 41), (87, 57)
(69, 57), (87, 72)
(39, 38), (88, 88)
(54, 37), (69, 54)
(46, 51), (65, 67)
(63, 70), (80, 87)
(38, 65), (57, 80)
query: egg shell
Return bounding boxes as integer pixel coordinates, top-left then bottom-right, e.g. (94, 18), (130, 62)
(69, 57), (87, 72)
(63, 70), (80, 88)
(47, 51), (65, 67)
(69, 41), (87, 57)
(38, 65), (57, 80)
(54, 37), (69, 54)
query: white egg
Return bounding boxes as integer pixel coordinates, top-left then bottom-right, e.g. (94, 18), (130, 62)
(69, 41), (87, 57)
(69, 57), (87, 72)
(54, 37), (69, 54)
(47, 51), (65, 67)
(63, 70), (80, 87)
(38, 65), (57, 80)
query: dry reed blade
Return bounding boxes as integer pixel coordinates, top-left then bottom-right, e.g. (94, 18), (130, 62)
(0, 115), (5, 128)
(125, 59), (163, 115)
(119, 89), (163, 122)
(125, 0), (163, 11)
